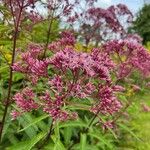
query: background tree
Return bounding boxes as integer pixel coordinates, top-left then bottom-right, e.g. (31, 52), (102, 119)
(131, 4), (150, 44)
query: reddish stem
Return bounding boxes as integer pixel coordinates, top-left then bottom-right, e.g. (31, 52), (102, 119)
(42, 5), (56, 58)
(38, 119), (54, 149)
(0, 4), (23, 142)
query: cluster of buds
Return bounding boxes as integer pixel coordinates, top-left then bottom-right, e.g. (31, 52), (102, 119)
(102, 37), (150, 78)
(12, 35), (123, 123)
(67, 2), (133, 45)
(48, 31), (76, 52)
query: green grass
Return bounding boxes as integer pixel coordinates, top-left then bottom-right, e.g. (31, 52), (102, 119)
(118, 91), (150, 150)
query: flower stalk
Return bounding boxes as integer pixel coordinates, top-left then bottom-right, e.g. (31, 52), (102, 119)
(0, 1), (23, 142)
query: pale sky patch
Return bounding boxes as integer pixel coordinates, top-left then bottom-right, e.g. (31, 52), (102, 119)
(102, 0), (112, 4)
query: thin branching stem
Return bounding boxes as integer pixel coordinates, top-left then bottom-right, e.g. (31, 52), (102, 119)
(42, 1), (56, 58)
(38, 119), (54, 149)
(0, 3), (23, 142)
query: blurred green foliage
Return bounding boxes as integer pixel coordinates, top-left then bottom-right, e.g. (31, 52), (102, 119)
(118, 91), (150, 150)
(131, 4), (150, 44)
(0, 2), (150, 150)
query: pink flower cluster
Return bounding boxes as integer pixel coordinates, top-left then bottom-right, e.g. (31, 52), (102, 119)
(3, 0), (41, 33)
(3, 0), (36, 7)
(12, 44), (48, 79)
(126, 34), (143, 43)
(70, 81), (96, 98)
(11, 87), (38, 119)
(40, 91), (77, 121)
(102, 38), (150, 78)
(46, 0), (79, 22)
(48, 76), (63, 93)
(48, 31), (75, 52)
(91, 84), (123, 115)
(26, 10), (43, 26)
(68, 3), (133, 45)
(49, 47), (114, 80)
(12, 39), (123, 122)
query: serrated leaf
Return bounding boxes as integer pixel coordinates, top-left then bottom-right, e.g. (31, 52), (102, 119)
(26, 132), (46, 150)
(18, 114), (38, 138)
(18, 114), (49, 132)
(6, 132), (46, 150)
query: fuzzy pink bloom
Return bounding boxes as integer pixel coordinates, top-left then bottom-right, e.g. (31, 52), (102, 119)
(27, 43), (43, 57)
(102, 39), (150, 77)
(69, 3), (133, 45)
(29, 59), (48, 76)
(125, 34), (143, 43)
(13, 87), (38, 112)
(13, 45), (48, 77)
(49, 76), (63, 93)
(12, 33), (125, 122)
(60, 31), (76, 46)
(112, 85), (125, 92)
(40, 92), (77, 121)
(28, 75), (39, 85)
(48, 31), (75, 52)
(117, 63), (132, 79)
(12, 62), (25, 72)
(102, 121), (114, 130)
(11, 111), (21, 120)
(146, 82), (150, 87)
(132, 84), (141, 92)
(84, 82), (96, 95)
(141, 103), (150, 112)
(28, 11), (43, 24)
(91, 85), (122, 115)
(71, 81), (87, 98)
(50, 47), (114, 81)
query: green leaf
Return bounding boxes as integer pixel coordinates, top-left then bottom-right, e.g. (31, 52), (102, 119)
(63, 127), (72, 145)
(17, 114), (38, 138)
(7, 134), (19, 144)
(67, 103), (90, 111)
(0, 40), (12, 45)
(88, 132), (113, 149)
(18, 114), (49, 132)
(0, 24), (10, 32)
(119, 95), (128, 102)
(26, 132), (46, 150)
(6, 132), (46, 150)
(59, 120), (87, 128)
(118, 123), (141, 141)
(73, 144), (99, 150)
(0, 66), (9, 73)
(52, 135), (66, 150)
(80, 133), (87, 150)
(54, 121), (60, 140)
(13, 73), (24, 82)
